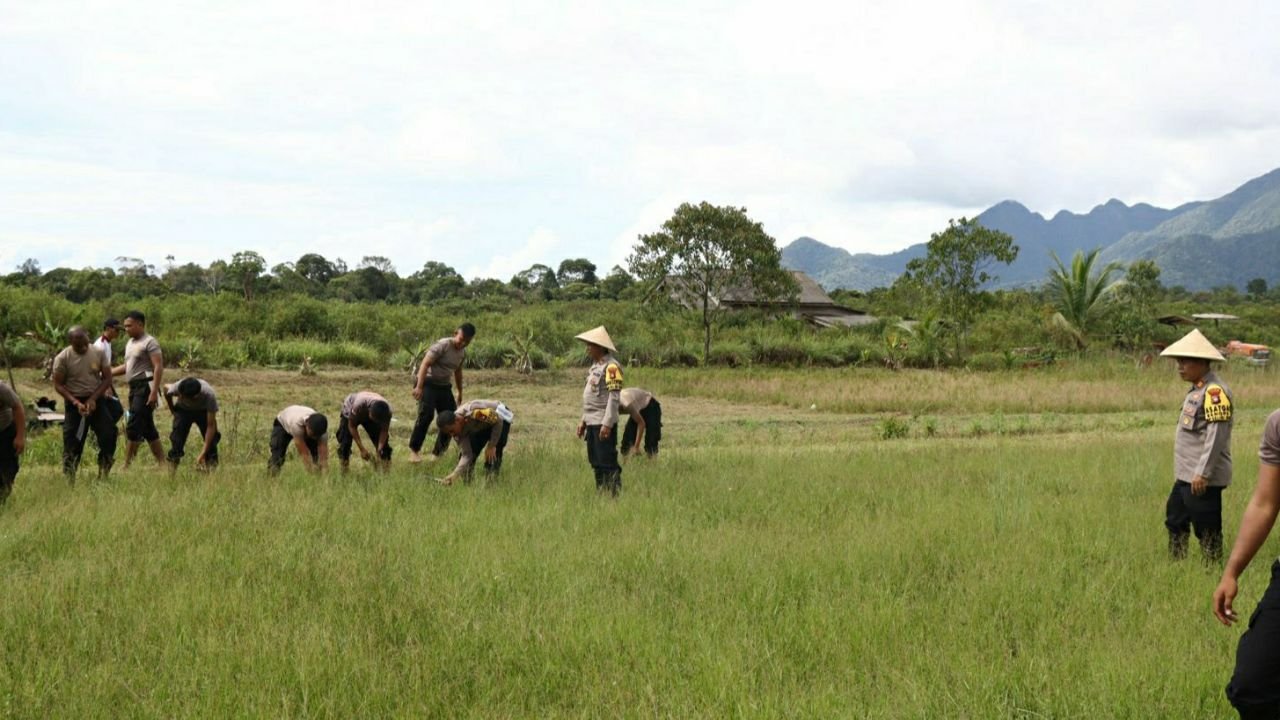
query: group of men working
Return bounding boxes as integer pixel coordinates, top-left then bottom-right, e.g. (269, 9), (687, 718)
(0, 318), (664, 503)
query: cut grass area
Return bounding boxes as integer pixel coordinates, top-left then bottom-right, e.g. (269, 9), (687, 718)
(0, 366), (1272, 717)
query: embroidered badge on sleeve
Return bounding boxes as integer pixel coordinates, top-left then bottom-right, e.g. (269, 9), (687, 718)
(605, 363), (624, 392)
(1204, 385), (1232, 423)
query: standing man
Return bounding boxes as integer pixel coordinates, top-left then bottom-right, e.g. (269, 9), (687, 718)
(575, 326), (623, 496)
(0, 381), (25, 503)
(51, 327), (116, 481)
(1214, 408), (1280, 718)
(117, 310), (165, 469)
(337, 390), (393, 472)
(94, 318), (119, 372)
(409, 322), (475, 464)
(164, 377), (220, 471)
(1161, 328), (1233, 562)
(435, 400), (512, 485)
(620, 387), (662, 458)
(268, 405), (329, 475)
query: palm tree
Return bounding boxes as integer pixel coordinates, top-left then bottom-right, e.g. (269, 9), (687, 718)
(1046, 249), (1124, 350)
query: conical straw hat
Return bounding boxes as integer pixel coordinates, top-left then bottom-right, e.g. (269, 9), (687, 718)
(574, 326), (617, 353)
(1160, 328), (1225, 361)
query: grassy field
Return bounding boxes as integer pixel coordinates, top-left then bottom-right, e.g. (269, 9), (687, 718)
(0, 361), (1277, 718)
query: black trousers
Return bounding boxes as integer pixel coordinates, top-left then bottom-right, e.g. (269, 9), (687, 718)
(585, 424), (621, 494)
(409, 383), (455, 455)
(1165, 480), (1224, 538)
(62, 397), (118, 478)
(465, 421), (510, 479)
(167, 409), (220, 466)
(126, 379), (160, 443)
(0, 424), (18, 503)
(268, 420), (320, 475)
(1228, 560), (1280, 718)
(621, 399), (662, 457)
(337, 416), (392, 463)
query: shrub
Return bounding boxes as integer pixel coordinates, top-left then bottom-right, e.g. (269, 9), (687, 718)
(877, 416), (911, 440)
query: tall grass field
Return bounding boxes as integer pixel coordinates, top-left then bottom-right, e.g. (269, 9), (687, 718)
(1, 361), (1277, 717)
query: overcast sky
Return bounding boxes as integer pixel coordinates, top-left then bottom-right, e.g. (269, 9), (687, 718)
(3, 1), (1279, 280)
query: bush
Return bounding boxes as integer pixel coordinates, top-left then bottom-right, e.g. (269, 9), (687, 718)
(877, 416), (911, 440)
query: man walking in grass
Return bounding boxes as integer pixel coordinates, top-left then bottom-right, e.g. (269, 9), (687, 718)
(268, 405), (329, 475)
(409, 322), (474, 464)
(575, 326), (623, 496)
(1214, 409), (1280, 718)
(117, 310), (165, 469)
(1161, 328), (1233, 562)
(337, 390), (392, 472)
(164, 377), (220, 471)
(434, 400), (512, 485)
(94, 318), (119, 395)
(0, 381), (26, 503)
(51, 327), (115, 482)
(620, 387), (662, 458)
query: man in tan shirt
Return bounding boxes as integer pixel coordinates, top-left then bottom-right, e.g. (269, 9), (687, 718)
(620, 387), (662, 458)
(575, 326), (623, 496)
(52, 326), (116, 481)
(117, 310), (165, 469)
(435, 399), (511, 485)
(409, 322), (474, 463)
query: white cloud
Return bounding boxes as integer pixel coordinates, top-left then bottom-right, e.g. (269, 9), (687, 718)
(465, 226), (561, 281)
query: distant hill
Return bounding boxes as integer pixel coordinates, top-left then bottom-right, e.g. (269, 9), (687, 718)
(783, 167), (1280, 291)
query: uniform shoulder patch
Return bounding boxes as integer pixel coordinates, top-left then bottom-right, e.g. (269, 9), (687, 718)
(1205, 384), (1232, 423)
(472, 407), (499, 425)
(605, 362), (623, 391)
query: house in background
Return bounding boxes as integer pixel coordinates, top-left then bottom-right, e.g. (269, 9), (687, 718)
(659, 270), (877, 328)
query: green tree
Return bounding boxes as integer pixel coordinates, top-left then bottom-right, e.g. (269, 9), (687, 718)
(165, 262), (210, 295)
(556, 258), (598, 286)
(17, 258), (40, 277)
(1248, 277), (1268, 297)
(1110, 259), (1163, 349)
(295, 253), (338, 285)
(407, 261), (465, 302)
(901, 217), (1019, 361)
(1046, 249), (1124, 350)
(629, 201), (797, 362)
(511, 264), (559, 301)
(599, 265), (636, 300)
(228, 251), (267, 301)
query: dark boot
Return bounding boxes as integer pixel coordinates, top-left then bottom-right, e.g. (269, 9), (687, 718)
(604, 471), (621, 498)
(1169, 532), (1190, 560)
(1201, 530), (1224, 564)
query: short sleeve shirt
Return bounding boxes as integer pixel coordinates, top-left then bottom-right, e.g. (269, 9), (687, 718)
(164, 379), (219, 413)
(341, 391), (388, 422)
(52, 346), (106, 397)
(424, 338), (465, 384)
(0, 382), (18, 432)
(125, 334), (162, 381)
(1260, 410), (1280, 467)
(278, 405), (327, 441)
(93, 336), (113, 367)
(620, 388), (653, 415)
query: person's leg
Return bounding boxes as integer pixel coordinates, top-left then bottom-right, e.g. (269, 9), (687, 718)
(1165, 481), (1192, 559)
(63, 404), (89, 480)
(140, 398), (164, 464)
(167, 410), (195, 468)
(0, 424), (17, 504)
(196, 414), (220, 468)
(599, 425), (621, 497)
(621, 418), (637, 457)
(1228, 561), (1280, 717)
(305, 437), (320, 464)
(486, 421), (510, 475)
(586, 425), (603, 488)
(268, 421), (290, 475)
(90, 401), (118, 478)
(364, 419), (391, 467)
(430, 385), (457, 457)
(336, 415), (354, 471)
(408, 388), (433, 456)
(644, 400), (662, 457)
(124, 383), (148, 467)
(1190, 486), (1225, 563)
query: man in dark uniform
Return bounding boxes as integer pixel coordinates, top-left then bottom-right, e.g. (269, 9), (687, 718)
(268, 405), (329, 475)
(117, 310), (165, 469)
(575, 326), (623, 496)
(409, 323), (475, 464)
(163, 377), (220, 471)
(1161, 328), (1233, 561)
(51, 326), (116, 481)
(1214, 408), (1280, 718)
(435, 400), (512, 485)
(337, 390), (393, 472)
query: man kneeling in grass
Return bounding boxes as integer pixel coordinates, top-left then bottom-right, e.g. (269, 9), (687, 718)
(337, 390), (392, 472)
(268, 405), (329, 475)
(164, 377), (221, 472)
(434, 400), (511, 485)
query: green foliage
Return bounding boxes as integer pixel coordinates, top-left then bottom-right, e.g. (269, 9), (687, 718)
(1046, 249), (1124, 350)
(902, 217), (1019, 361)
(876, 415), (911, 439)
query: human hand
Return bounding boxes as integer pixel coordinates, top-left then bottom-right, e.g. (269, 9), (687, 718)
(360, 447), (372, 461)
(600, 424), (612, 440)
(195, 453), (208, 468)
(485, 445), (497, 463)
(1192, 475), (1208, 496)
(13, 434), (25, 455)
(147, 391), (159, 409)
(413, 385), (424, 401)
(1213, 576), (1240, 626)
(85, 399), (97, 415)
(576, 422), (586, 439)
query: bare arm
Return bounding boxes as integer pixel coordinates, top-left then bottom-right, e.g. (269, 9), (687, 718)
(633, 413), (646, 452)
(455, 366), (463, 403)
(12, 402), (25, 455)
(52, 368), (80, 410)
(1214, 464), (1280, 625)
(350, 415), (370, 458)
(293, 436), (316, 471)
(148, 351), (164, 406)
(93, 362), (112, 402)
(414, 355), (435, 393)
(316, 441), (328, 471)
(199, 412), (217, 462)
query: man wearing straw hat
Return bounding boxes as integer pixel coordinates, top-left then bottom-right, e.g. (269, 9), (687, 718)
(1161, 328), (1233, 562)
(575, 326), (624, 496)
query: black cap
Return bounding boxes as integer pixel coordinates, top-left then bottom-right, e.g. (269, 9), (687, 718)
(103, 318), (120, 329)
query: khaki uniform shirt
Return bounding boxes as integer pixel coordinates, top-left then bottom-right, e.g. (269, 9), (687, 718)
(620, 388), (653, 421)
(1174, 371), (1233, 487)
(450, 399), (506, 475)
(52, 345), (107, 398)
(0, 382), (18, 432)
(164, 379), (219, 413)
(124, 334), (162, 382)
(423, 337), (465, 385)
(582, 355), (622, 427)
(341, 391), (388, 422)
(1259, 410), (1280, 468)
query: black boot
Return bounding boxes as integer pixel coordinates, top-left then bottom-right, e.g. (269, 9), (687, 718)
(1201, 530), (1224, 564)
(1169, 532), (1190, 560)
(604, 471), (621, 498)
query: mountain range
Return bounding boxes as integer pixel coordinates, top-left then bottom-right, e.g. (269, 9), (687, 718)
(782, 167), (1280, 291)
